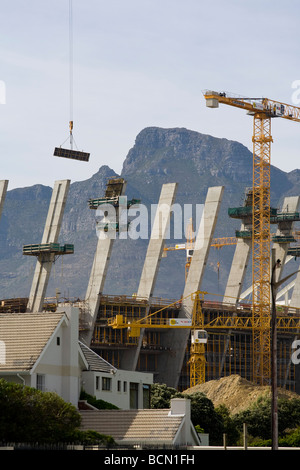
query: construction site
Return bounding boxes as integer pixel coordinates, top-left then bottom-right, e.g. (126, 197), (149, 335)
(2, 90), (300, 397)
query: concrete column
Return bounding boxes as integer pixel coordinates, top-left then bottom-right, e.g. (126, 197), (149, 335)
(137, 183), (178, 299)
(273, 196), (300, 284)
(81, 183), (127, 346)
(221, 196), (300, 375)
(273, 198), (300, 389)
(223, 223), (251, 304)
(119, 182), (178, 369)
(0, 180), (8, 221)
(237, 196), (300, 302)
(27, 180), (70, 312)
(220, 222), (251, 376)
(291, 268), (300, 307)
(155, 186), (224, 387)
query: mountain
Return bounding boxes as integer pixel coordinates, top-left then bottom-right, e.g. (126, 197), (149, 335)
(0, 127), (299, 302)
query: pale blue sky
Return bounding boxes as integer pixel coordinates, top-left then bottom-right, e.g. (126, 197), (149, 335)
(1, 0), (300, 189)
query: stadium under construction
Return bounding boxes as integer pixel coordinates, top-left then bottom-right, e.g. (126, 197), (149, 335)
(1, 175), (300, 393)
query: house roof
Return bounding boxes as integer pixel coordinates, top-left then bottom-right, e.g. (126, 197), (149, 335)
(80, 409), (185, 446)
(79, 341), (117, 373)
(0, 312), (66, 371)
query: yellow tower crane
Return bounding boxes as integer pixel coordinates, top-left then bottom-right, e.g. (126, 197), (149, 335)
(203, 90), (300, 385)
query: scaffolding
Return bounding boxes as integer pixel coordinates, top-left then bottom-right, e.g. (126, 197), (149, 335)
(78, 293), (300, 392)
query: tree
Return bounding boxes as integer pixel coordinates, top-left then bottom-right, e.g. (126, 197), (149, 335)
(0, 379), (113, 445)
(215, 404), (240, 445)
(150, 383), (183, 408)
(233, 396), (271, 440)
(277, 397), (300, 433)
(150, 384), (224, 445)
(233, 395), (300, 441)
(185, 391), (224, 444)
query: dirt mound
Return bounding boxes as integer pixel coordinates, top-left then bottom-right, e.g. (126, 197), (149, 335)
(183, 375), (300, 414)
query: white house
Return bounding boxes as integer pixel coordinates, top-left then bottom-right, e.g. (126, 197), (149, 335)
(0, 305), (153, 409)
(79, 341), (153, 409)
(0, 306), (81, 405)
(80, 397), (201, 447)
(0, 306), (206, 447)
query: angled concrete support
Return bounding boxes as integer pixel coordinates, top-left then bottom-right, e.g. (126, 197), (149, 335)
(221, 196), (300, 375)
(155, 185), (224, 387)
(223, 223), (251, 304)
(119, 182), (178, 370)
(291, 268), (300, 308)
(273, 197), (300, 389)
(137, 183), (178, 299)
(27, 180), (70, 312)
(220, 222), (251, 376)
(0, 180), (8, 221)
(81, 181), (127, 346)
(237, 196), (300, 302)
(272, 196), (300, 284)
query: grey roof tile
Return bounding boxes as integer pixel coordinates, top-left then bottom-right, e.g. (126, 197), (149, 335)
(0, 312), (64, 371)
(80, 409), (183, 444)
(79, 341), (117, 373)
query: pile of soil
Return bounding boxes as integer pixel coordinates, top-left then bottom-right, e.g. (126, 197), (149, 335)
(183, 374), (300, 414)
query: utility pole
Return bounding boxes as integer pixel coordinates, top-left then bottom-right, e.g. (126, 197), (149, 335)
(271, 249), (280, 451)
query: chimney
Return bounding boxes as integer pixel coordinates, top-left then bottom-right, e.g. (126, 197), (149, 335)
(170, 397), (191, 417)
(169, 398), (191, 445)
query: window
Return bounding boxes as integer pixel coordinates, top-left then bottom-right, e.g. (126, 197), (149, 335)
(130, 382), (139, 409)
(96, 376), (100, 390)
(56, 337), (60, 346)
(102, 377), (112, 391)
(123, 381), (127, 393)
(36, 374), (45, 392)
(143, 385), (150, 408)
(117, 380), (121, 392)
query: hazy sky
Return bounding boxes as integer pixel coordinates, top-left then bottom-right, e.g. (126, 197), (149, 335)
(1, 0), (300, 189)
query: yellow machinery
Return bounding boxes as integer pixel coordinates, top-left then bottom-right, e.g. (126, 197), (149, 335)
(106, 288), (300, 388)
(108, 291), (208, 387)
(203, 90), (300, 384)
(188, 291), (207, 387)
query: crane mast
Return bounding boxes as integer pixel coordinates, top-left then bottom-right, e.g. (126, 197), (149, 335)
(203, 90), (300, 385)
(252, 111), (271, 385)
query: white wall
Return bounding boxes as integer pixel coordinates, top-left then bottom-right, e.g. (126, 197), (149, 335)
(82, 368), (153, 410)
(32, 307), (81, 406)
